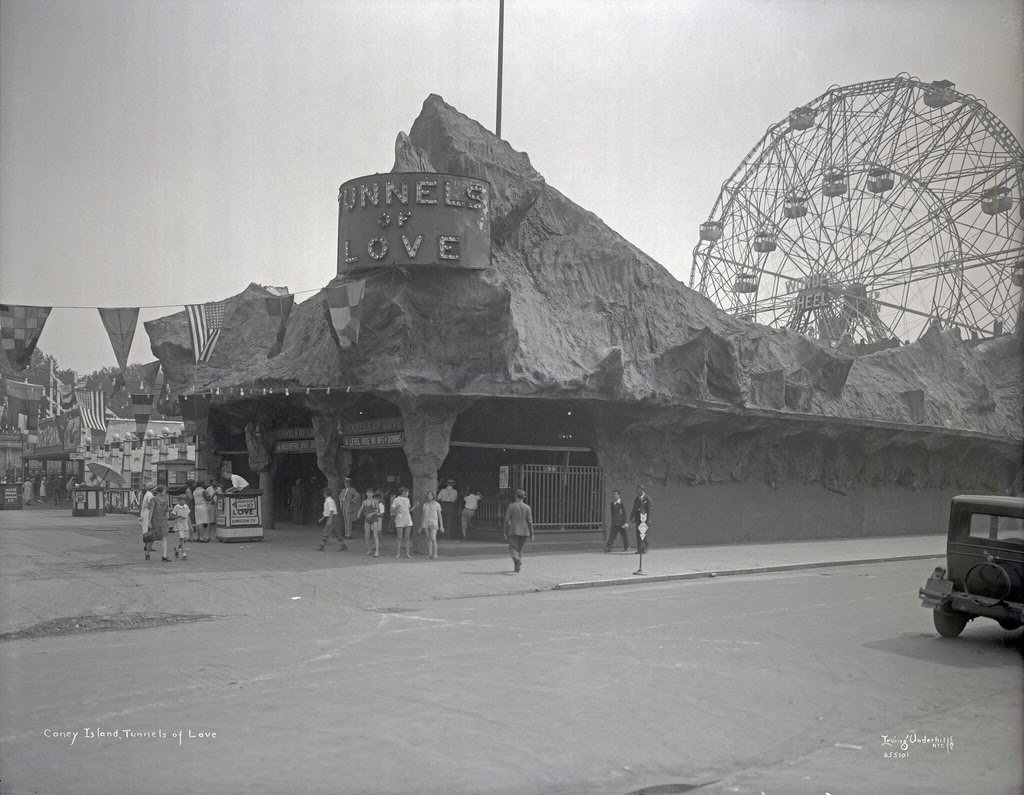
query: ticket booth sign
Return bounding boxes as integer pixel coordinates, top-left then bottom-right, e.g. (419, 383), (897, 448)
(1, 484), (22, 510)
(228, 496), (261, 526)
(216, 491), (265, 542)
(337, 172), (491, 274)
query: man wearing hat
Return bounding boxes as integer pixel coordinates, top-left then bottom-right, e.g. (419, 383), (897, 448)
(437, 478), (459, 542)
(339, 477), (362, 540)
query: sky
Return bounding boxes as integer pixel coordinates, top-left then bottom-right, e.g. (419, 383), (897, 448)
(1, 0), (1022, 374)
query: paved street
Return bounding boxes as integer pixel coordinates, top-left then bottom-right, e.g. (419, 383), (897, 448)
(0, 509), (1020, 794)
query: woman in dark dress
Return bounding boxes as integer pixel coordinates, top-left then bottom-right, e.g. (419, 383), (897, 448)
(151, 485), (171, 562)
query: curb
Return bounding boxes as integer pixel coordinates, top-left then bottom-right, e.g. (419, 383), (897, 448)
(553, 553), (945, 590)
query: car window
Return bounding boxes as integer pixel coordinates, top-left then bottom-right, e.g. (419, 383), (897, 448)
(968, 512), (1024, 541)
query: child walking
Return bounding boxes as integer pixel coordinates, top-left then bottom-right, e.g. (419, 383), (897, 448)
(316, 486), (347, 551)
(171, 494), (191, 560)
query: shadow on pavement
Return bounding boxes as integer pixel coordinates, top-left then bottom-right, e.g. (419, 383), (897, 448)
(863, 628), (1024, 669)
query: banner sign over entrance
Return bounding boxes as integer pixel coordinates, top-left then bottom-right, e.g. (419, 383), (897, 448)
(340, 416), (404, 449)
(343, 431), (405, 449)
(274, 439), (316, 454)
(340, 416), (402, 436)
(273, 427), (314, 441)
(337, 172), (491, 274)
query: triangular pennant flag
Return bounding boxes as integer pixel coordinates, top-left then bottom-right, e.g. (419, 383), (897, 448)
(131, 392), (155, 438)
(76, 390), (107, 431)
(185, 302), (227, 363)
(2, 379), (44, 432)
(179, 393), (212, 437)
(323, 279), (366, 349)
(265, 294), (295, 358)
(0, 305), (51, 369)
(97, 307), (139, 372)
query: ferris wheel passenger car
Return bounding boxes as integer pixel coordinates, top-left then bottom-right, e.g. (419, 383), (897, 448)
(919, 495), (1024, 638)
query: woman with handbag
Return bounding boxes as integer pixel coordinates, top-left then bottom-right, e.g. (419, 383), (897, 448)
(150, 485), (171, 562)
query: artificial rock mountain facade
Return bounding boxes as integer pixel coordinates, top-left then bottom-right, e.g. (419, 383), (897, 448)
(145, 95), (1022, 542)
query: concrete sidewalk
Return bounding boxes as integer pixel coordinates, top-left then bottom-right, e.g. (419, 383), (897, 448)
(0, 507), (946, 635)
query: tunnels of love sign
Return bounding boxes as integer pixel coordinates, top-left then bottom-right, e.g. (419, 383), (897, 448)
(337, 173), (491, 273)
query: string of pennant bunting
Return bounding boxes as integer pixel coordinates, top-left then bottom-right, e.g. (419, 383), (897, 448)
(0, 270), (400, 440)
(0, 271), (385, 377)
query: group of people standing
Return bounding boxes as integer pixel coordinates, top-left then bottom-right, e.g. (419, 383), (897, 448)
(313, 477), (525, 569)
(19, 473), (73, 506)
(138, 478), (224, 562)
(133, 474), (653, 572)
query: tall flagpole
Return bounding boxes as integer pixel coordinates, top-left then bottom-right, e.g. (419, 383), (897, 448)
(495, 0), (505, 138)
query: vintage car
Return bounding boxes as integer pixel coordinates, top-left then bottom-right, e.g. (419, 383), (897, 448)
(919, 495), (1024, 637)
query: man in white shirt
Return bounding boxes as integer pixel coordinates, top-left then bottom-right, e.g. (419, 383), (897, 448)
(461, 488), (481, 539)
(316, 487), (347, 551)
(227, 474), (250, 493)
(438, 478), (459, 541)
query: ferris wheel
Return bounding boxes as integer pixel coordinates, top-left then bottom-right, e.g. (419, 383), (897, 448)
(690, 75), (1024, 344)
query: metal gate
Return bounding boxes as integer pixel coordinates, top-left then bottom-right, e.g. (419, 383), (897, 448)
(511, 464), (604, 531)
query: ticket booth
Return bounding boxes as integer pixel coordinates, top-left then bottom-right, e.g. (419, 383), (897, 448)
(156, 460), (206, 497)
(216, 490), (265, 542)
(71, 486), (105, 517)
(0, 483), (22, 510)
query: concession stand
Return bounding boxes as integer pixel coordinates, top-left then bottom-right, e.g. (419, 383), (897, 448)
(71, 485), (105, 517)
(216, 490), (265, 542)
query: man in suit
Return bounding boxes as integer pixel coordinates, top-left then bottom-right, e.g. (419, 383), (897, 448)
(339, 477), (362, 539)
(604, 489), (631, 552)
(437, 478), (459, 541)
(631, 484), (652, 554)
(503, 489), (534, 573)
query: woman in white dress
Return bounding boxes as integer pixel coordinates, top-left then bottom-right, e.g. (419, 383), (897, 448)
(193, 481), (212, 542)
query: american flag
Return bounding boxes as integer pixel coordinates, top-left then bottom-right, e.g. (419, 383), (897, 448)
(186, 302), (227, 363)
(76, 390), (107, 431)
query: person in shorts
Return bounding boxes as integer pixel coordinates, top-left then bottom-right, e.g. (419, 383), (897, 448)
(359, 490), (384, 557)
(420, 490), (444, 560)
(390, 486), (415, 559)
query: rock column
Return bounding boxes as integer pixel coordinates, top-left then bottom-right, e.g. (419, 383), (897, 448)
(244, 419), (276, 530)
(312, 414), (352, 506)
(590, 414), (635, 544)
(394, 396), (470, 555)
